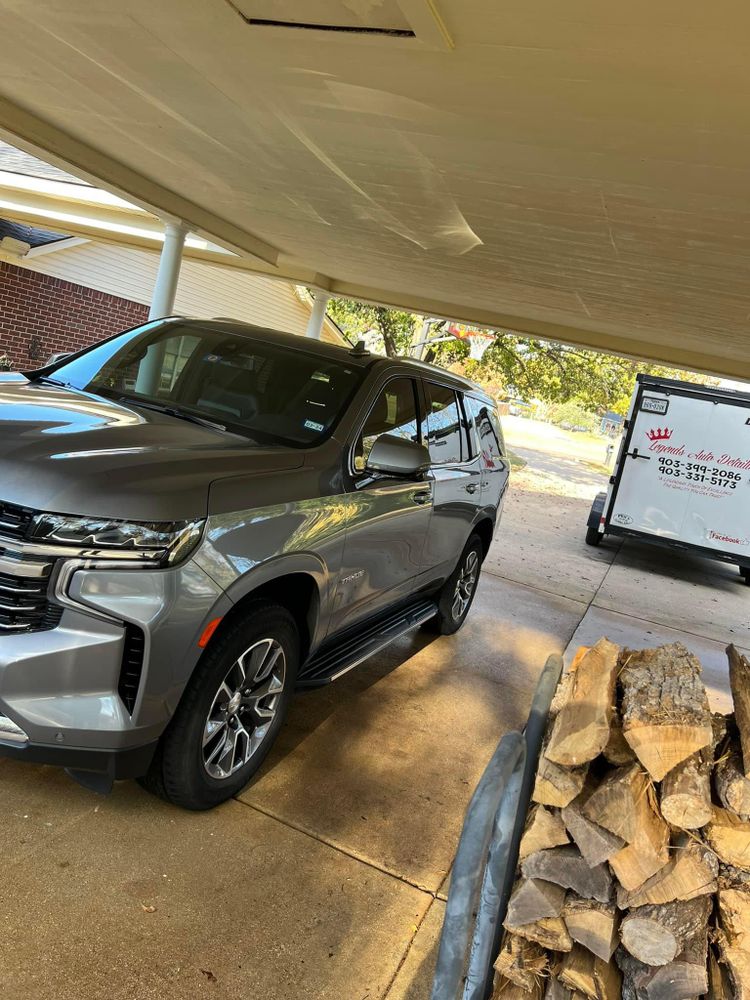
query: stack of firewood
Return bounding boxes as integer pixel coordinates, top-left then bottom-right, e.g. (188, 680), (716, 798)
(493, 639), (750, 999)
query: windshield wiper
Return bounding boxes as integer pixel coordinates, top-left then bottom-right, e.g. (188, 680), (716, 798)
(120, 396), (227, 432)
(28, 375), (72, 389)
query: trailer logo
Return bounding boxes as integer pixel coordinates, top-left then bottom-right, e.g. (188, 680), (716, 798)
(708, 530), (750, 547)
(614, 513), (633, 525)
(646, 427), (673, 442)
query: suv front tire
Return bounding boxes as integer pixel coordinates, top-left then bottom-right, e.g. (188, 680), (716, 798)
(140, 600), (298, 810)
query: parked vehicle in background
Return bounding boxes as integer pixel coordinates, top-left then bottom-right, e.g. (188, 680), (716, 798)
(586, 374), (750, 584)
(0, 319), (509, 808)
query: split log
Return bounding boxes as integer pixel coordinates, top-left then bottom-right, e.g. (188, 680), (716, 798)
(544, 638), (620, 766)
(709, 947), (732, 999)
(705, 806), (750, 870)
(544, 978), (572, 1000)
(641, 931), (708, 1000)
(602, 710), (636, 766)
(715, 743), (750, 819)
(582, 764), (669, 891)
(727, 645), (750, 778)
(505, 878), (567, 928)
(717, 880), (750, 953)
(715, 927), (750, 999)
(616, 834), (718, 909)
(620, 643), (713, 781)
(532, 755), (588, 808)
(617, 934), (709, 1000)
(562, 786), (624, 868)
(519, 805), (570, 861)
(507, 915), (573, 952)
(660, 753), (712, 830)
(557, 944), (621, 999)
(494, 932), (548, 992)
(660, 714), (724, 830)
(562, 895), (618, 961)
(521, 846), (612, 903)
(620, 896), (711, 967)
(491, 973), (544, 999)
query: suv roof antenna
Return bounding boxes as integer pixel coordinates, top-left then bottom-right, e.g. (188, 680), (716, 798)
(349, 340), (370, 357)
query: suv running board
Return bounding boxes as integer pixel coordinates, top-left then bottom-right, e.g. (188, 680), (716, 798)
(298, 597), (438, 687)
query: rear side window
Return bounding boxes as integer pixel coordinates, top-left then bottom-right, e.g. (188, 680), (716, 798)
(466, 396), (504, 468)
(423, 383), (464, 464)
(354, 377), (420, 471)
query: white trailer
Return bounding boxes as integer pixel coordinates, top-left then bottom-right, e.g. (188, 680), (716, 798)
(587, 374), (750, 584)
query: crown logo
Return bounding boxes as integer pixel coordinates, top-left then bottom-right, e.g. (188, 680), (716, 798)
(646, 427), (673, 442)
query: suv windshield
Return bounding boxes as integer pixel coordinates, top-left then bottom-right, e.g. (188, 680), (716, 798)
(40, 321), (363, 447)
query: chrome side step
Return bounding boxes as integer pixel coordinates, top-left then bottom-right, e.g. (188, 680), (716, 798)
(298, 597), (437, 687)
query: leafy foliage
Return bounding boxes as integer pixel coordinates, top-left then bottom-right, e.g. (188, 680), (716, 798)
(324, 296), (717, 415)
(327, 298), (419, 357)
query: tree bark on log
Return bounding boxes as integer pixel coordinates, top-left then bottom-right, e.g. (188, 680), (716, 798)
(715, 742), (750, 819)
(562, 895), (619, 961)
(506, 915), (573, 952)
(620, 643), (713, 781)
(491, 974), (544, 999)
(521, 846), (612, 904)
(617, 934), (708, 1000)
(616, 834), (718, 909)
(494, 932), (549, 992)
(505, 878), (567, 928)
(620, 896), (711, 967)
(727, 644), (750, 778)
(544, 638), (620, 766)
(706, 806), (750, 871)
(519, 804), (570, 861)
(715, 928), (750, 999)
(660, 751), (712, 830)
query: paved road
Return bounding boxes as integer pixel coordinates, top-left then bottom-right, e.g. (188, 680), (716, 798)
(1, 432), (746, 999)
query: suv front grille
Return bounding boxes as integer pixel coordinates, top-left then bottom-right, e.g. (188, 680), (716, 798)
(0, 501), (34, 542)
(0, 569), (62, 634)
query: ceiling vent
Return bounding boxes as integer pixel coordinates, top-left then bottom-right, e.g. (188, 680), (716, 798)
(229, 1), (451, 47)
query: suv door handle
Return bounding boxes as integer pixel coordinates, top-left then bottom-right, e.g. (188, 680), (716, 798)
(411, 489), (432, 506)
(464, 483), (478, 494)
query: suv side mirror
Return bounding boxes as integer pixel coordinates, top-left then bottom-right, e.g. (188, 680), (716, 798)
(366, 435), (430, 476)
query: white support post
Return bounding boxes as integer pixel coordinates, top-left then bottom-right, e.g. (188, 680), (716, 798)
(136, 220), (187, 394)
(306, 291), (331, 339)
(149, 220), (188, 320)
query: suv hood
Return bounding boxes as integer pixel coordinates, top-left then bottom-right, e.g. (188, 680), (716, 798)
(0, 378), (303, 520)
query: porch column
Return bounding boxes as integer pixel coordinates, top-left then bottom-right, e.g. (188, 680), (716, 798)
(305, 291), (331, 339)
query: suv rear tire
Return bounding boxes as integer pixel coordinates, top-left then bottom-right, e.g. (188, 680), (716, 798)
(425, 533), (484, 636)
(139, 600), (298, 810)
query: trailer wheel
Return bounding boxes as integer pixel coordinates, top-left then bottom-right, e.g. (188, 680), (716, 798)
(741, 567), (750, 587)
(585, 525), (602, 547)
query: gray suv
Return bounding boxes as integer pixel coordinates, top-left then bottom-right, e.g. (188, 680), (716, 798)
(0, 319), (509, 808)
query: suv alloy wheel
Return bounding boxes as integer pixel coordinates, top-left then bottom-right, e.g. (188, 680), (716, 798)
(140, 600), (298, 810)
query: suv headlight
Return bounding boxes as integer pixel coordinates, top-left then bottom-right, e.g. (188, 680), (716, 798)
(29, 514), (205, 566)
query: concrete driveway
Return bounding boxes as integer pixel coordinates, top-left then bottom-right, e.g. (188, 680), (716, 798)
(2, 422), (746, 999)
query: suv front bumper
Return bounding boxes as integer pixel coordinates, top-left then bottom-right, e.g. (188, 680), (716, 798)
(0, 559), (231, 778)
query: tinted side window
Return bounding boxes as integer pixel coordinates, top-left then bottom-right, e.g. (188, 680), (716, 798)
(467, 397), (504, 468)
(424, 383), (463, 464)
(354, 377), (420, 471)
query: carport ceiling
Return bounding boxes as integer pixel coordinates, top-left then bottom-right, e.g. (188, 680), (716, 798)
(0, 1), (749, 377)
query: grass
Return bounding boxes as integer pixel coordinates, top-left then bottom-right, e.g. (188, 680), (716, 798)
(508, 448), (527, 471)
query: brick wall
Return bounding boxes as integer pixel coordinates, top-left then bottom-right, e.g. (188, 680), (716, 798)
(0, 260), (149, 368)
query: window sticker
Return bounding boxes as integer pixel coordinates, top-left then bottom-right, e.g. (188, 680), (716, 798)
(304, 419), (325, 432)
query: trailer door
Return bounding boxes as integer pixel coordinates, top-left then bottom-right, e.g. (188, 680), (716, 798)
(608, 385), (750, 555)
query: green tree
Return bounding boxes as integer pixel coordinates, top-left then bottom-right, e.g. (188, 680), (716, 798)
(428, 332), (716, 415)
(326, 298), (419, 358)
